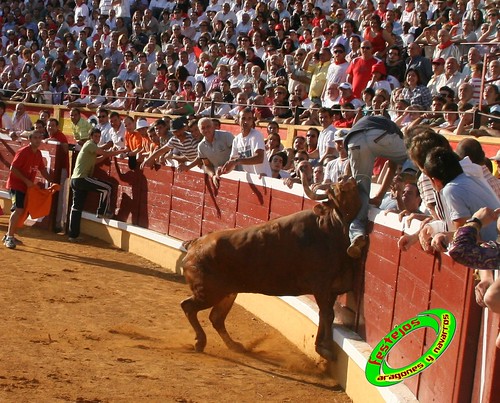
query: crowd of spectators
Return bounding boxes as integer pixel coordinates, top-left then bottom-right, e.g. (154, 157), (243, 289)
(0, 0), (497, 134)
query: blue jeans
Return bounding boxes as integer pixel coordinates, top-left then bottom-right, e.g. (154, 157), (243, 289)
(347, 129), (408, 242)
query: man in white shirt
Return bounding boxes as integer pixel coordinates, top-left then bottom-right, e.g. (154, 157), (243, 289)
(213, 3), (238, 25)
(108, 111), (126, 148)
(317, 107), (338, 164)
(95, 108), (114, 148)
(434, 57), (465, 95)
(220, 108), (272, 177)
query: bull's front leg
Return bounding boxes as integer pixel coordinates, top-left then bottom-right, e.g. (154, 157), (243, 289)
(314, 293), (337, 361)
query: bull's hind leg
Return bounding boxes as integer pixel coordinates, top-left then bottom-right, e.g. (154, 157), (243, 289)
(209, 293), (245, 352)
(181, 296), (212, 352)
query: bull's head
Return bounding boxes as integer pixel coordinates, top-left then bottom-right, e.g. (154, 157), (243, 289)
(314, 177), (361, 224)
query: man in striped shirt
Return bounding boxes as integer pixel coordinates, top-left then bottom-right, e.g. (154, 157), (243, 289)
(141, 116), (200, 169)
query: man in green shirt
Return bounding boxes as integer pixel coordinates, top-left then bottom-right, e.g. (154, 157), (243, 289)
(68, 127), (123, 241)
(69, 108), (93, 146)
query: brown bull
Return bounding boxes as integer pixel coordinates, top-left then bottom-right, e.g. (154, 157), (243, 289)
(181, 177), (361, 360)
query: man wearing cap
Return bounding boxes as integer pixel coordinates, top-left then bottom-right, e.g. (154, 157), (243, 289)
(142, 116), (200, 168)
(344, 115), (408, 258)
(338, 82), (363, 109)
(220, 108), (272, 177)
(323, 129), (350, 184)
(106, 87), (127, 110)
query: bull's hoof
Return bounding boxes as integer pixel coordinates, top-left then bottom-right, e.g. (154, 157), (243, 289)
(316, 345), (336, 361)
(228, 341), (246, 353)
(194, 337), (207, 352)
(194, 341), (206, 352)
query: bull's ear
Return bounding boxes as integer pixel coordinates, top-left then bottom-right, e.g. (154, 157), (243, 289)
(313, 203), (329, 216)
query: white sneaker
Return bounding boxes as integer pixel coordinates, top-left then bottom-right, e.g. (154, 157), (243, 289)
(4, 236), (16, 249)
(2, 234), (22, 245)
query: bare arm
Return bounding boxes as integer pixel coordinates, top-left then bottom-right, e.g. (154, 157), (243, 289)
(140, 142), (173, 168)
(220, 148), (265, 175)
(300, 167), (328, 200)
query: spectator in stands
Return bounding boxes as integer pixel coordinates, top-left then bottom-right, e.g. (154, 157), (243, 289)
(400, 68), (432, 109)
(433, 29), (460, 60)
(108, 111), (126, 148)
(434, 57), (465, 96)
(269, 151), (291, 179)
(142, 116), (200, 168)
(220, 108), (272, 177)
(179, 117), (234, 187)
(303, 46), (331, 105)
(9, 103), (33, 140)
(323, 129), (350, 185)
(69, 108), (92, 147)
(346, 40), (379, 99)
(406, 42), (432, 85)
(317, 107), (337, 164)
(427, 57), (446, 96)
(456, 138), (500, 200)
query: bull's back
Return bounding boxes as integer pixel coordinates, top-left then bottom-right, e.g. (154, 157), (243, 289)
(182, 210), (351, 296)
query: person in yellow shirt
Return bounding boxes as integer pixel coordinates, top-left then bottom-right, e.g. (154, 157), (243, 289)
(69, 108), (93, 146)
(303, 47), (331, 105)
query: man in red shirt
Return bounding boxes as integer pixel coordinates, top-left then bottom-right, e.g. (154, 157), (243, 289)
(346, 40), (379, 98)
(4, 132), (53, 249)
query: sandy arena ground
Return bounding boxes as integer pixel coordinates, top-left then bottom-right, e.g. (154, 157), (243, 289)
(0, 216), (351, 402)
